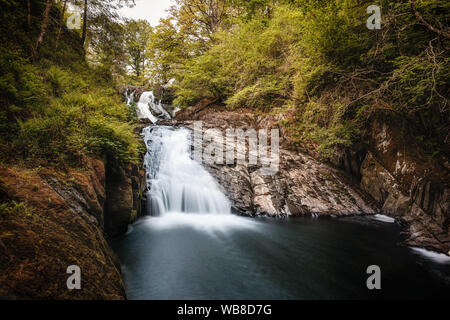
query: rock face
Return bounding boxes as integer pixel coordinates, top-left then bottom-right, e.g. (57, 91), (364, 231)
(204, 145), (375, 217)
(358, 120), (449, 253)
(174, 104), (449, 254)
(0, 159), (122, 299)
(174, 106), (376, 218)
(119, 84), (147, 102)
(41, 158), (107, 228)
(105, 163), (146, 236)
(0, 157), (145, 299)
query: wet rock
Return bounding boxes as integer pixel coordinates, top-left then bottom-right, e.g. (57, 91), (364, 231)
(105, 163), (146, 237)
(359, 119), (450, 253)
(331, 143), (366, 180)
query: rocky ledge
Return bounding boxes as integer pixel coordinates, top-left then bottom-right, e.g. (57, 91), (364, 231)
(172, 104), (376, 217)
(171, 103), (449, 254)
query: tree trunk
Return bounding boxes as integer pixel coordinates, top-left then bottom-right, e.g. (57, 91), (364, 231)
(32, 0), (53, 59)
(27, 0), (31, 31)
(55, 0), (68, 49)
(81, 0), (88, 47)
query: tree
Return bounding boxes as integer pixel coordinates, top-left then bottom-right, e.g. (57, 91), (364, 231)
(146, 17), (191, 84)
(89, 19), (128, 79)
(229, 0), (275, 20)
(55, 0), (68, 49)
(27, 0), (31, 31)
(80, 0), (136, 77)
(78, 0), (136, 48)
(411, 0), (450, 39)
(32, 0), (53, 59)
(124, 20), (152, 79)
(172, 0), (230, 42)
(81, 0), (88, 46)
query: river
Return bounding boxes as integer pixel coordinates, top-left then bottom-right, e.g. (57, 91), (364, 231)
(111, 123), (450, 300)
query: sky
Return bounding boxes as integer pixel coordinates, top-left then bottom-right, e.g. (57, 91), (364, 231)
(119, 0), (175, 27)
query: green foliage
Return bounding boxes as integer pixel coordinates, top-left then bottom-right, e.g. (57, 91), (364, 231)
(124, 19), (152, 81)
(0, 1), (139, 168)
(12, 66), (139, 166)
(167, 0), (449, 158)
(293, 101), (355, 157)
(174, 53), (230, 106)
(0, 49), (49, 111)
(146, 17), (195, 86)
(47, 66), (88, 97)
(84, 115), (138, 164)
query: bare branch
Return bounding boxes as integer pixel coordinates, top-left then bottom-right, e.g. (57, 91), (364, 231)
(411, 0), (450, 39)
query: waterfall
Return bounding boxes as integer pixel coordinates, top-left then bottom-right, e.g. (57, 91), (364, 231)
(125, 90), (135, 106)
(135, 92), (159, 123)
(143, 126), (231, 216)
(130, 91), (171, 123)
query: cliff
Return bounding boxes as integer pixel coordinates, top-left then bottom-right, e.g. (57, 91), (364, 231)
(0, 158), (145, 299)
(357, 119), (449, 253)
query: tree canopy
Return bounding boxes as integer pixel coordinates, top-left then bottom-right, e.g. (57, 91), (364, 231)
(145, 0), (449, 158)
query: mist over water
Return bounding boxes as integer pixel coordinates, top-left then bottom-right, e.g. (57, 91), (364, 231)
(111, 125), (450, 300)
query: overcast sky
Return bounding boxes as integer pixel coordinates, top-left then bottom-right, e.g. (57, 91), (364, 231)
(119, 0), (175, 26)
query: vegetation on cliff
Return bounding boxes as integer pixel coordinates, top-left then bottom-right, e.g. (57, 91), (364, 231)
(146, 0), (449, 158)
(0, 0), (139, 168)
(3, 1), (445, 166)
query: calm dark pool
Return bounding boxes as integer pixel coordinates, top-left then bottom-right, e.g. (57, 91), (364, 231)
(110, 213), (450, 300)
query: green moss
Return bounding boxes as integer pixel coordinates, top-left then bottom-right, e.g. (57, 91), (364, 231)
(0, 201), (34, 217)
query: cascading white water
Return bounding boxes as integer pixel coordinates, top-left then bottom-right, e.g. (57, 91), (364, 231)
(136, 92), (159, 123)
(126, 90), (176, 122)
(149, 93), (172, 120)
(137, 91), (172, 123)
(143, 126), (231, 217)
(125, 90), (135, 106)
